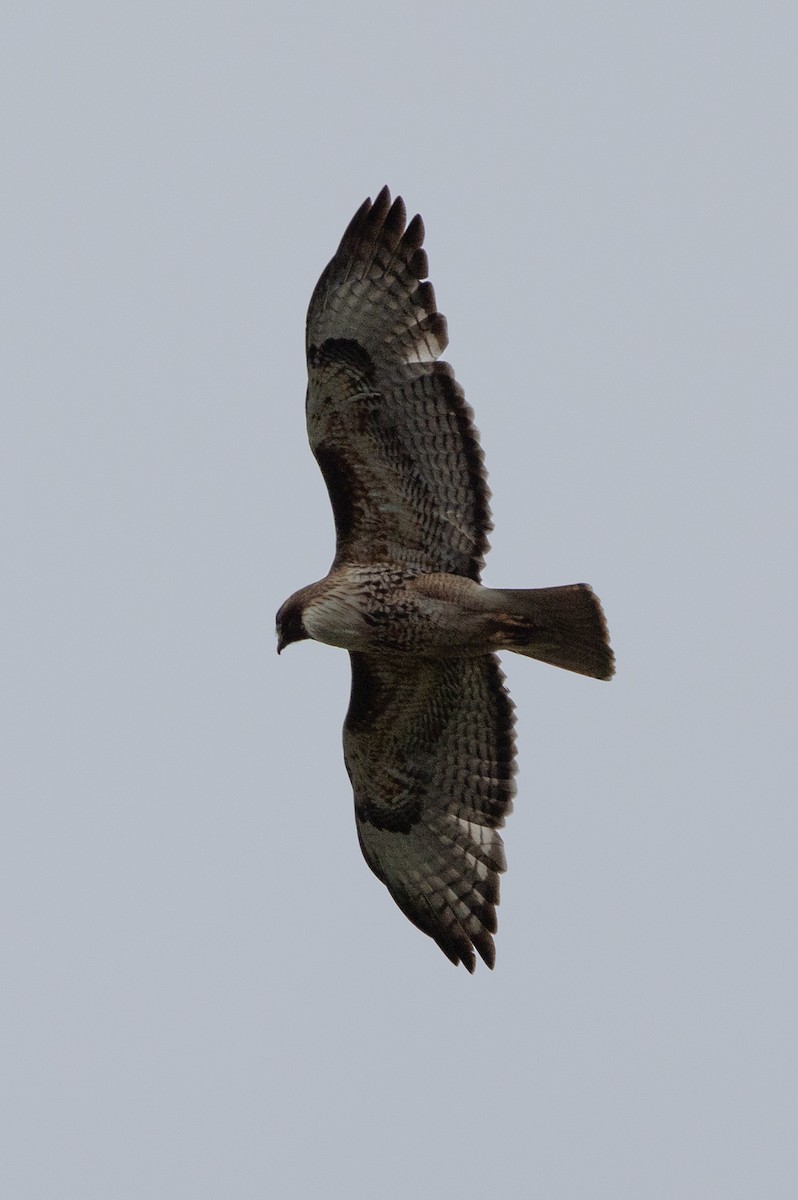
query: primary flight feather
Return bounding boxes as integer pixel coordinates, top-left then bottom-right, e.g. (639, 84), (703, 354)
(276, 188), (614, 971)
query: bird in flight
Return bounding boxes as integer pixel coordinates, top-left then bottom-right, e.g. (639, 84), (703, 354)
(277, 188), (614, 971)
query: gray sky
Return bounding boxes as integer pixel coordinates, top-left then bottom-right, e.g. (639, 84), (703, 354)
(3, 3), (796, 1197)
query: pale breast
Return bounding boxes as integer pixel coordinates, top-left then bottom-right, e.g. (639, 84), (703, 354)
(302, 567), (493, 656)
(302, 588), (372, 650)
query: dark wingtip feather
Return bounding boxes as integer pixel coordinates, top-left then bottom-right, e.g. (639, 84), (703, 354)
(338, 187), (396, 254)
(475, 932), (497, 970)
(408, 247), (429, 281)
(441, 936), (476, 973)
(403, 212), (426, 253)
(382, 194), (407, 245)
(368, 185), (393, 230)
(339, 194), (375, 251)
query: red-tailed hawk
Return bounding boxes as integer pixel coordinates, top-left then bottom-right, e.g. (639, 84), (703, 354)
(277, 188), (614, 971)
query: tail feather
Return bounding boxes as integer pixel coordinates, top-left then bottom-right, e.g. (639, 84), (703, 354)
(492, 584), (614, 680)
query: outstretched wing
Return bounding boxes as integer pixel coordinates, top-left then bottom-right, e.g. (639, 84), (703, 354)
(344, 652), (517, 971)
(306, 187), (491, 582)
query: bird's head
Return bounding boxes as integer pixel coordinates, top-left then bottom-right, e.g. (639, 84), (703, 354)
(275, 593), (309, 654)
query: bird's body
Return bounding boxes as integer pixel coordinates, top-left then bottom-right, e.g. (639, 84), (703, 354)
(285, 567), (609, 666)
(277, 188), (614, 970)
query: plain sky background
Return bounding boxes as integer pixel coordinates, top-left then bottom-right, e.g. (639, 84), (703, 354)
(3, 3), (796, 1197)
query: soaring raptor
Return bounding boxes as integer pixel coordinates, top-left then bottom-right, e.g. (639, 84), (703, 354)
(277, 188), (614, 970)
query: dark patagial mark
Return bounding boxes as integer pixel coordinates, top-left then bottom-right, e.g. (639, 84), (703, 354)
(344, 652), (386, 732)
(313, 444), (360, 549)
(437, 373), (492, 582)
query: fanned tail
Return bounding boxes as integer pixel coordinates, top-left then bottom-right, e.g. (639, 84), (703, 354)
(493, 584), (614, 680)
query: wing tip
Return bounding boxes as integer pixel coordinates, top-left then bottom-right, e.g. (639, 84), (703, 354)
(337, 186), (392, 252)
(403, 212), (426, 254)
(441, 928), (496, 973)
(339, 188), (428, 275)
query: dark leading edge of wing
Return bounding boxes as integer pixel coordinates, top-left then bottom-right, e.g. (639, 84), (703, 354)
(305, 187), (492, 582)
